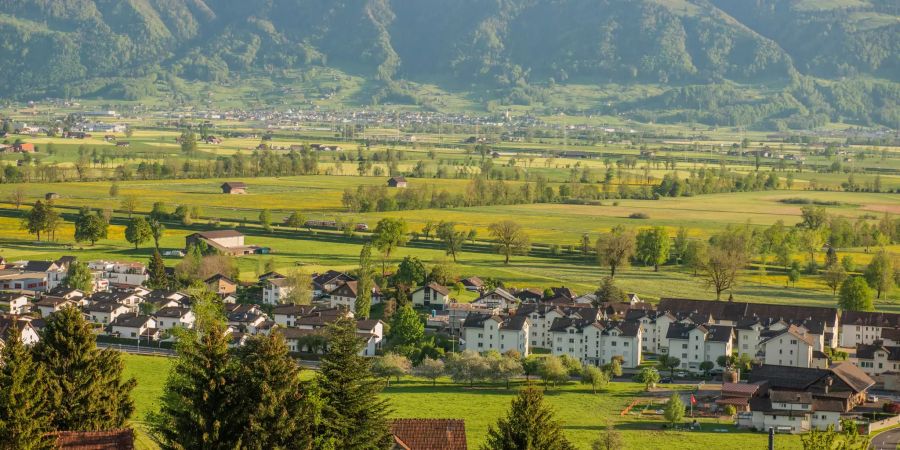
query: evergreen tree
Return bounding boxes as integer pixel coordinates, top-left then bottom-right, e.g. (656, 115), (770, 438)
(148, 290), (238, 449)
(231, 333), (320, 450)
(316, 317), (392, 449)
(482, 386), (574, 450)
(0, 325), (54, 449)
(146, 250), (169, 289)
(32, 307), (135, 432)
(62, 261), (94, 293)
(356, 243), (374, 319)
(259, 209), (272, 232)
(664, 393), (685, 426)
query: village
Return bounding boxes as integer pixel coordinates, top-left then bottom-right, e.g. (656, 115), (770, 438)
(4, 220), (900, 445)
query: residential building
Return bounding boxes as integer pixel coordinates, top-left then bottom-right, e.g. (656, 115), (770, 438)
(472, 288), (518, 310)
(311, 270), (354, 297)
(840, 311), (900, 348)
(205, 274), (237, 296)
(548, 318), (642, 368)
(759, 325), (828, 369)
(387, 176), (408, 188)
(152, 307), (195, 332)
(0, 315), (40, 347)
(328, 281), (381, 313)
(109, 314), (157, 340)
(746, 363), (875, 433)
(517, 303), (600, 349)
(85, 301), (129, 325)
(410, 282), (451, 310)
(88, 261), (148, 286)
(0, 292), (30, 314)
(447, 303), (499, 336)
(34, 297), (77, 317)
(462, 314), (529, 355)
(665, 323), (734, 371)
(263, 277), (292, 305)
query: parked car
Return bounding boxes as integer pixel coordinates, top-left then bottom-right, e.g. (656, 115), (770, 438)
(868, 394), (879, 403)
(660, 377), (673, 384)
(162, 250), (185, 257)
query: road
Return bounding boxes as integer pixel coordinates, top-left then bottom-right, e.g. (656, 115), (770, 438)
(871, 428), (900, 450)
(98, 342), (321, 369)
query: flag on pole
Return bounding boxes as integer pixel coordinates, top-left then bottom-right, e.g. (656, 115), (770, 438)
(690, 394), (697, 405)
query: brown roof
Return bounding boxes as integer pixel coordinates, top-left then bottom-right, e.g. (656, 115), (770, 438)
(53, 428), (134, 449)
(658, 298), (837, 325)
(842, 310), (900, 328)
(415, 282), (450, 297)
(390, 419), (467, 450)
(829, 362), (875, 393)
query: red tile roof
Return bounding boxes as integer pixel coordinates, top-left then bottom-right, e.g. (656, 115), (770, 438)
(390, 419), (467, 450)
(53, 429), (134, 449)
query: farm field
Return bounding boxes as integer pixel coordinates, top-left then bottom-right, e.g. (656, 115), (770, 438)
(120, 354), (803, 450)
(2, 181), (899, 307)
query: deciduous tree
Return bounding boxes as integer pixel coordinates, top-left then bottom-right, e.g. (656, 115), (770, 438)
(839, 276), (874, 312)
(596, 226), (635, 277)
(635, 226), (671, 271)
(125, 216), (152, 249)
(489, 220), (531, 264)
(664, 393), (685, 426)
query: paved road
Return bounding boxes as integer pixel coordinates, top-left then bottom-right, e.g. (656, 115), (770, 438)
(871, 428), (900, 450)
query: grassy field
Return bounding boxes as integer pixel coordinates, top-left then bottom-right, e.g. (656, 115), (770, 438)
(120, 354), (803, 450)
(2, 182), (899, 307)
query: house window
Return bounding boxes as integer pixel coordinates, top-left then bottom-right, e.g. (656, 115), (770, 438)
(624, 342), (629, 347)
(791, 339), (798, 345)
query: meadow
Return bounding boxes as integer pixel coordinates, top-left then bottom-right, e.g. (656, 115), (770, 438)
(2, 178), (899, 307)
(120, 354), (803, 450)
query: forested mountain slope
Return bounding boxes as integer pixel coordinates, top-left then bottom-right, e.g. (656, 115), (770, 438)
(0, 0), (896, 128)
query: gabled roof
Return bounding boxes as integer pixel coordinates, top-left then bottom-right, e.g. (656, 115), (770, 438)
(460, 276), (483, 287)
(842, 310), (900, 328)
(666, 323), (707, 340)
(221, 181), (247, 189)
(21, 260), (57, 272)
(85, 301), (128, 313)
(413, 282), (450, 297)
(153, 307), (192, 319)
(474, 288), (517, 304)
(390, 419), (467, 450)
(205, 274), (236, 285)
(658, 298), (838, 325)
(706, 325), (735, 343)
(759, 325), (815, 347)
(110, 313), (153, 329)
(829, 362), (875, 393)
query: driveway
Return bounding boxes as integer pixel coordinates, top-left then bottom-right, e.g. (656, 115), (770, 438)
(871, 428), (900, 450)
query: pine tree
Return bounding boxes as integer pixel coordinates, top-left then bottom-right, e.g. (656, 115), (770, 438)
(32, 307), (135, 432)
(231, 333), (320, 450)
(148, 290), (238, 449)
(0, 325), (54, 450)
(482, 386), (574, 450)
(146, 250), (168, 289)
(316, 317), (392, 449)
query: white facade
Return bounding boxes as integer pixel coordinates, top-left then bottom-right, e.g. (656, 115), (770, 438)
(0, 294), (30, 314)
(760, 328), (815, 368)
(411, 283), (451, 309)
(263, 278), (292, 305)
(153, 308), (195, 331)
(87, 303), (129, 325)
(111, 316), (157, 339)
(463, 316), (530, 355)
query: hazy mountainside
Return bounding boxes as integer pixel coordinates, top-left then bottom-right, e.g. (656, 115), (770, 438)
(0, 0), (897, 128)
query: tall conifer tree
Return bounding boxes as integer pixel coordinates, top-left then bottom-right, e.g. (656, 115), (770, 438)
(231, 333), (320, 450)
(148, 290), (237, 449)
(146, 250), (168, 289)
(316, 317), (392, 449)
(32, 307), (135, 432)
(0, 325), (53, 449)
(482, 387), (574, 450)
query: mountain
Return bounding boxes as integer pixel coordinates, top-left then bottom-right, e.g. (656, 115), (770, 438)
(0, 0), (897, 129)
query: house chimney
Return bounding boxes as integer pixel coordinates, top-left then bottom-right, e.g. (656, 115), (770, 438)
(824, 376), (833, 394)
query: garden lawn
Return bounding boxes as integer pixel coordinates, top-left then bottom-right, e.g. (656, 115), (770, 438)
(121, 354), (803, 449)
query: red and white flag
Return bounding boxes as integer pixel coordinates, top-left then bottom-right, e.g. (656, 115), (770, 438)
(690, 394), (697, 405)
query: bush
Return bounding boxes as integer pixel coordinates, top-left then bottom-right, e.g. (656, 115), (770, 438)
(724, 405), (737, 417)
(884, 402), (900, 414)
(628, 212), (650, 219)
